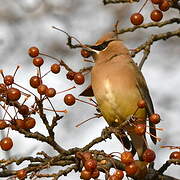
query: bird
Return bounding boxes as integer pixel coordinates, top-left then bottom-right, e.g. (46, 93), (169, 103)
(80, 32), (157, 159)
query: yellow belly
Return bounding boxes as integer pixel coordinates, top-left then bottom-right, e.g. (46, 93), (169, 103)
(94, 78), (146, 126)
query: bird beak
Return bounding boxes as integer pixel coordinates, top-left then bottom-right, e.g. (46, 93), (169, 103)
(82, 45), (100, 55)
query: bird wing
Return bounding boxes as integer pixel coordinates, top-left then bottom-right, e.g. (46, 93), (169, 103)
(131, 61), (157, 144)
(79, 85), (94, 97)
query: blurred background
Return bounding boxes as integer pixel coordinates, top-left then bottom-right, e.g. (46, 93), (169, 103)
(0, 0), (179, 179)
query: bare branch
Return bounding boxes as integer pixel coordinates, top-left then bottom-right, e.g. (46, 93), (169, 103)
(103, 0), (139, 5)
(117, 18), (180, 34)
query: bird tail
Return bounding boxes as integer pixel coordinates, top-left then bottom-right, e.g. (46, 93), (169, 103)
(128, 132), (147, 160)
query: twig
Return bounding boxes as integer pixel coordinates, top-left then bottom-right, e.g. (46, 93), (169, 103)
(39, 52), (73, 72)
(132, 28), (180, 69)
(117, 18), (180, 34)
(158, 159), (180, 174)
(103, 0), (139, 5)
(52, 26), (83, 49)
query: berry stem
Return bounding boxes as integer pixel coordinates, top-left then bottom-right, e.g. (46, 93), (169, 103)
(46, 97), (58, 116)
(143, 135), (149, 148)
(75, 98), (97, 107)
(88, 98), (98, 106)
(160, 146), (180, 150)
(138, 0), (149, 13)
(13, 65), (20, 77)
(146, 131), (161, 142)
(83, 59), (94, 63)
(56, 86), (76, 94)
(14, 83), (37, 98)
(0, 104), (13, 120)
(41, 70), (51, 79)
(43, 108), (67, 113)
(39, 52), (73, 72)
(132, 107), (139, 116)
(0, 69), (5, 78)
(75, 114), (101, 127)
(39, 52), (61, 63)
(146, 125), (164, 131)
(38, 67), (42, 82)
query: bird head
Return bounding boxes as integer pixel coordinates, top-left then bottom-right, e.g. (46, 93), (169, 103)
(84, 32), (130, 64)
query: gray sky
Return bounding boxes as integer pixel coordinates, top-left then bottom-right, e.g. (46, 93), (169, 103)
(0, 0), (180, 179)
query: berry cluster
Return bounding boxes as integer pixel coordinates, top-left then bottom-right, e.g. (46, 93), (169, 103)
(119, 149), (155, 178)
(133, 100), (161, 137)
(0, 46), (87, 154)
(76, 152), (100, 180)
(75, 148), (156, 180)
(66, 71), (85, 85)
(0, 74), (36, 152)
(130, 0), (171, 25)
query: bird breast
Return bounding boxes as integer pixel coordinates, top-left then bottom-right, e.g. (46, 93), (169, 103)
(91, 56), (146, 125)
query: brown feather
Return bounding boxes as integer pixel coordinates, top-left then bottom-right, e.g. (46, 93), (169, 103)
(133, 63), (157, 144)
(79, 85), (94, 97)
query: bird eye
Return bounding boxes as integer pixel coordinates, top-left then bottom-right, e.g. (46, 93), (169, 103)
(90, 40), (112, 51)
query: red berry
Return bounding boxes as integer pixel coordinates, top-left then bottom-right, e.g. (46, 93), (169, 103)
(125, 162), (138, 176)
(149, 113), (160, 124)
(169, 151), (180, 159)
(159, 0), (170, 11)
(37, 84), (48, 95)
(142, 149), (156, 162)
(134, 124), (146, 136)
(108, 175), (119, 180)
(74, 73), (85, 85)
(28, 47), (39, 57)
(121, 151), (134, 165)
(17, 169), (27, 180)
(30, 76), (41, 88)
(0, 120), (8, 130)
(137, 100), (146, 108)
(1, 137), (13, 151)
(0, 83), (7, 94)
(64, 94), (76, 106)
(51, 64), (61, 74)
(84, 159), (97, 172)
(81, 152), (93, 165)
(7, 88), (21, 101)
(45, 88), (56, 97)
(150, 10), (163, 22)
(66, 71), (76, 80)
(18, 105), (29, 115)
(151, 0), (163, 4)
(4, 75), (14, 85)
(33, 57), (44, 67)
(80, 169), (91, 180)
(91, 169), (100, 179)
(130, 13), (144, 25)
(82, 152), (93, 161)
(81, 49), (91, 58)
(24, 117), (36, 129)
(114, 169), (124, 179)
(11, 119), (25, 130)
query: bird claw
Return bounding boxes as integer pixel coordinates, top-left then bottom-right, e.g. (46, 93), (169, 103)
(101, 127), (112, 140)
(126, 115), (136, 126)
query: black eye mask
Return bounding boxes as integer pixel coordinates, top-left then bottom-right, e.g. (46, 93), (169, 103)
(90, 40), (113, 51)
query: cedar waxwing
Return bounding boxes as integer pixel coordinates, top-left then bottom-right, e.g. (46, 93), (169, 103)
(81, 32), (156, 159)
